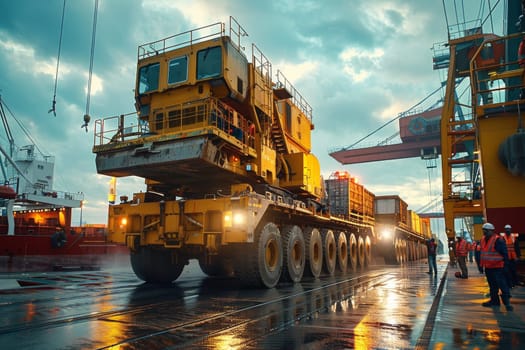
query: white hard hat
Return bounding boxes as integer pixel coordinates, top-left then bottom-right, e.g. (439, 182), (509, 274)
(482, 222), (495, 230)
(504, 224), (512, 229)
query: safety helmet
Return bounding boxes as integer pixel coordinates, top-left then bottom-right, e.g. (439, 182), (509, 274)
(504, 224), (512, 229)
(482, 222), (495, 230)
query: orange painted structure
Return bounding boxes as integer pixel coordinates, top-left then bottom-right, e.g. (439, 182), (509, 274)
(329, 106), (442, 164)
(440, 30), (525, 240)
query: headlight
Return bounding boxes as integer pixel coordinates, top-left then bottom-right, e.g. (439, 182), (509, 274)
(379, 229), (393, 240)
(224, 211), (246, 228)
(233, 212), (245, 225)
(119, 217), (128, 229)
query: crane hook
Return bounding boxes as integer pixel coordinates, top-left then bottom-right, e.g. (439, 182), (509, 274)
(81, 114), (91, 133)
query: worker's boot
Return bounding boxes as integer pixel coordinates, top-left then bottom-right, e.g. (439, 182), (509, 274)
(482, 300), (500, 307)
(501, 296), (513, 311)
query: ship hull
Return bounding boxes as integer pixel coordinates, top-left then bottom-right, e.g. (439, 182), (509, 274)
(0, 234), (129, 273)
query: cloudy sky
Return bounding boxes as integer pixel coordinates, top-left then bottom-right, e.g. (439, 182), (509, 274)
(0, 0), (505, 229)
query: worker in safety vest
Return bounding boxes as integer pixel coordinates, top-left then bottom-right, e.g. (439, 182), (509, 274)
(425, 238), (438, 276)
(519, 35), (525, 66)
(468, 237), (475, 263)
(501, 224), (521, 288)
(455, 236), (469, 279)
(473, 240), (483, 273)
(480, 222), (513, 311)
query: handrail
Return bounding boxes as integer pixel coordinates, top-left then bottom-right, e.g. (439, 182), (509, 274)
(138, 22), (225, 60)
(470, 32), (525, 108)
(275, 70), (313, 122)
(93, 98), (255, 150)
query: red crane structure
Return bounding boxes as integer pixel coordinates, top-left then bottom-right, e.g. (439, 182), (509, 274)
(329, 90), (443, 165)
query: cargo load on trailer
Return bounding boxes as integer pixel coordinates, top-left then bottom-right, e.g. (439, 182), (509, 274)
(92, 18), (430, 288)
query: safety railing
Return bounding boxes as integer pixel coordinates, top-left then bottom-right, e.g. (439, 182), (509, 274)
(138, 22), (225, 60)
(138, 16), (248, 60)
(470, 32), (525, 109)
(447, 22), (482, 41)
(93, 111), (144, 146)
(93, 98), (255, 150)
(275, 70), (313, 122)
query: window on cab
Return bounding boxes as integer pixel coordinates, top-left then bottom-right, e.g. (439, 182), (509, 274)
(168, 56), (188, 85)
(196, 46), (222, 80)
(138, 63), (160, 94)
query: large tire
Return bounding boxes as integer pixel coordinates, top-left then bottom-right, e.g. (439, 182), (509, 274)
(304, 227), (323, 278)
(348, 233), (358, 271)
(396, 238), (406, 264)
(336, 231), (348, 273)
(322, 229), (336, 275)
(395, 238), (402, 264)
(235, 222), (283, 288)
(198, 254), (234, 277)
(281, 225), (306, 283)
(130, 246), (186, 283)
(357, 236), (365, 268)
(364, 235), (372, 267)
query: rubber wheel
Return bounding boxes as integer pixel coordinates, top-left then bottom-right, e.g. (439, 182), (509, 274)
(304, 227), (323, 278)
(322, 229), (336, 275)
(130, 246), (186, 283)
(234, 221), (283, 288)
(380, 230), (397, 265)
(363, 235), (372, 267)
(348, 233), (357, 271)
(357, 236), (365, 268)
(395, 238), (401, 264)
(198, 254), (234, 277)
(336, 231), (348, 273)
(396, 239), (406, 264)
(281, 225), (306, 283)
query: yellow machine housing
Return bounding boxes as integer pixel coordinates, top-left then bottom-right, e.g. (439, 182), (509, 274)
(92, 18), (429, 288)
(94, 20), (319, 200)
(441, 30), (525, 240)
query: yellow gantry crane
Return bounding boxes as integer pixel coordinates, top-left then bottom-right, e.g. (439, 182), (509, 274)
(440, 0), (525, 245)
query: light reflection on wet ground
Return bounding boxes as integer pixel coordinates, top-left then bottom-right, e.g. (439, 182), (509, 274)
(243, 260), (524, 350)
(241, 265), (442, 350)
(429, 264), (525, 350)
(0, 257), (522, 349)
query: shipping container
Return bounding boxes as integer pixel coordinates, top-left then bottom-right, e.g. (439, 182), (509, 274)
(374, 195), (408, 226)
(325, 171), (372, 221)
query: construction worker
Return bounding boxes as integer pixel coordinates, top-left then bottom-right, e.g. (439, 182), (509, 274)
(426, 238), (438, 276)
(455, 236), (469, 278)
(468, 237), (475, 263)
(501, 224), (521, 288)
(480, 222), (513, 311)
(474, 240), (483, 273)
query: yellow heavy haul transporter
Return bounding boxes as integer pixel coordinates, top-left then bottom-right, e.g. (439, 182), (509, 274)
(93, 18), (429, 288)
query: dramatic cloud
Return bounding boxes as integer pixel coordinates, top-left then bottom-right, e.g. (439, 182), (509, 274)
(0, 0), (500, 234)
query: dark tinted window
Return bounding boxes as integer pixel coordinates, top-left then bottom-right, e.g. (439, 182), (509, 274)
(196, 46), (222, 80)
(138, 63), (160, 93)
(168, 56), (188, 85)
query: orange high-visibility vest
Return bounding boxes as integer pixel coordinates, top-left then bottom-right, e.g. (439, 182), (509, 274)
(480, 235), (504, 268)
(519, 38), (525, 65)
(456, 239), (469, 257)
(503, 234), (517, 260)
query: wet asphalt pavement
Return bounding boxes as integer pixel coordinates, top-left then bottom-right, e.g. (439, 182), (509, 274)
(0, 256), (522, 349)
